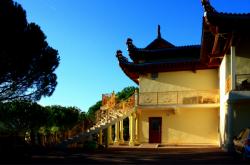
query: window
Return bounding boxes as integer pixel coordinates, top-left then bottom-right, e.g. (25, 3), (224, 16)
(151, 72), (158, 80)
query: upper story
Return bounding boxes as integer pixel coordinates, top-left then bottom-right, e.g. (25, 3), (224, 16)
(200, 0), (250, 102)
(116, 0), (250, 106)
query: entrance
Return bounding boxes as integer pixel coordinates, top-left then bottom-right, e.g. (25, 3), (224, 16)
(149, 117), (162, 143)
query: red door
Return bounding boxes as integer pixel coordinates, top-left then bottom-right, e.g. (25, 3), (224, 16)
(149, 117), (162, 143)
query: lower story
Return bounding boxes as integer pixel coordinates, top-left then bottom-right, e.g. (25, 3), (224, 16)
(102, 101), (250, 150)
(137, 107), (219, 145)
(103, 106), (220, 147)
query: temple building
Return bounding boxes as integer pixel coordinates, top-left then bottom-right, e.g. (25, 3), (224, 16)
(91, 0), (250, 150)
(67, 0), (250, 151)
(93, 0), (250, 151)
(115, 23), (221, 145)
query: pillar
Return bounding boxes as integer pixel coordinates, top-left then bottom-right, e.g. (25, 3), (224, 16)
(129, 113), (135, 146)
(231, 46), (236, 90)
(107, 125), (113, 145)
(114, 122), (120, 145)
(119, 120), (124, 144)
(135, 114), (139, 144)
(98, 129), (103, 145)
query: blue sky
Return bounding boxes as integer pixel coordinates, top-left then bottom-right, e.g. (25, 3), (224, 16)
(14, 0), (250, 111)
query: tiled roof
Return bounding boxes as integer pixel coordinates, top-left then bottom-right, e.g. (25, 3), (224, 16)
(116, 0), (250, 83)
(202, 0), (250, 32)
(201, 0), (250, 65)
(116, 50), (216, 84)
(131, 45), (200, 63)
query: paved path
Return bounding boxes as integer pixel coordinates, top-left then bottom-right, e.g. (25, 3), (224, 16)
(2, 147), (249, 164)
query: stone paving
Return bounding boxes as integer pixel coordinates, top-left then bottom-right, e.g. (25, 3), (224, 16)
(1, 147), (249, 164)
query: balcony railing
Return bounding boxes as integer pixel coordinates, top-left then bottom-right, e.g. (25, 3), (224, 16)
(236, 74), (250, 91)
(139, 90), (219, 106)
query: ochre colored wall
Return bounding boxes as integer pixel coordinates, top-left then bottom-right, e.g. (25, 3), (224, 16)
(139, 69), (219, 92)
(139, 108), (219, 145)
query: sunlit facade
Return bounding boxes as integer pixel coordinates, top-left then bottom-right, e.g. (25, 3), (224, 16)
(89, 0), (250, 151)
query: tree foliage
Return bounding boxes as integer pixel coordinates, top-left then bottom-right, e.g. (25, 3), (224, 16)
(87, 100), (102, 122)
(0, 0), (59, 101)
(0, 101), (85, 145)
(0, 101), (47, 135)
(116, 86), (138, 101)
(45, 105), (83, 131)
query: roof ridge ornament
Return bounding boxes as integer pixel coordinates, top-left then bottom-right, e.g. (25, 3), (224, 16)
(157, 25), (161, 39)
(126, 38), (136, 51)
(116, 50), (129, 63)
(201, 0), (217, 13)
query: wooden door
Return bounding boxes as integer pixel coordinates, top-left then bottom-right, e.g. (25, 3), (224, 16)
(149, 117), (162, 143)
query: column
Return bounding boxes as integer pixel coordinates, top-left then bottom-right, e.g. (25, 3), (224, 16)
(119, 120), (124, 144)
(107, 125), (113, 145)
(98, 129), (103, 145)
(129, 113), (135, 146)
(114, 122), (120, 145)
(231, 46), (236, 90)
(135, 114), (139, 144)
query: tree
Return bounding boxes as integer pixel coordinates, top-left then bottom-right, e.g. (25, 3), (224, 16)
(45, 105), (83, 131)
(87, 100), (102, 123)
(0, 101), (47, 138)
(0, 0), (59, 101)
(116, 86), (138, 101)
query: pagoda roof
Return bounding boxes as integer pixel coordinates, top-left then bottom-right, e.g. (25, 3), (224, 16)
(116, 50), (217, 84)
(117, 0), (250, 83)
(201, 0), (250, 65)
(127, 41), (200, 63)
(127, 25), (176, 63)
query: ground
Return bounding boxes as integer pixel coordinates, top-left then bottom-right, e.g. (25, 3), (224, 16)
(1, 147), (249, 164)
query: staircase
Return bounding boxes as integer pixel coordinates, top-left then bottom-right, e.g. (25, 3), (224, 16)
(58, 92), (137, 148)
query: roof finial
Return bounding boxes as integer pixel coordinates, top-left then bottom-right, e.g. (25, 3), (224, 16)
(201, 0), (217, 13)
(157, 25), (161, 39)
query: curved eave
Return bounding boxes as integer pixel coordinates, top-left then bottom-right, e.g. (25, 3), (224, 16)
(202, 0), (250, 33)
(200, 19), (214, 64)
(201, 18), (232, 66)
(116, 52), (139, 84)
(119, 62), (139, 84)
(117, 52), (219, 84)
(205, 12), (250, 33)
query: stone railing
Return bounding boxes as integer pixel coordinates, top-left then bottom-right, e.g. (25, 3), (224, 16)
(139, 90), (219, 106)
(95, 92), (136, 124)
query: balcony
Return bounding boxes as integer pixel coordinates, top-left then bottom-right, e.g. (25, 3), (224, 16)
(94, 90), (219, 125)
(236, 74), (250, 91)
(139, 90), (219, 106)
